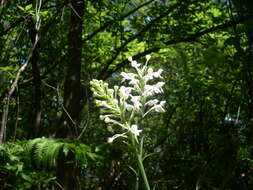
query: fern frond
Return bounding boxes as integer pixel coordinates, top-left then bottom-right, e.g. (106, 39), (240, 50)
(23, 137), (97, 169)
(47, 140), (64, 168)
(25, 137), (43, 154)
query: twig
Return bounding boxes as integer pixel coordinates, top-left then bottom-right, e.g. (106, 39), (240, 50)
(54, 180), (65, 190)
(0, 0), (42, 143)
(42, 81), (79, 135)
(84, 0), (155, 42)
(100, 14), (253, 79)
(235, 105), (241, 124)
(12, 85), (20, 142)
(98, 1), (182, 79)
(77, 86), (90, 140)
(68, 2), (81, 19)
(0, 37), (40, 143)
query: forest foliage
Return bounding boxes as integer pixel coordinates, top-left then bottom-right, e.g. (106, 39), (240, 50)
(0, 0), (253, 189)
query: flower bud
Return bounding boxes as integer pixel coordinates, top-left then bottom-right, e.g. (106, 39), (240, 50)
(104, 117), (111, 123)
(146, 55), (151, 61)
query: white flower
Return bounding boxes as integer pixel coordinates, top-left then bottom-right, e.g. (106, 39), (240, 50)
(143, 85), (154, 96)
(125, 104), (134, 111)
(144, 100), (166, 117)
(129, 78), (139, 87)
(95, 100), (107, 106)
(146, 55), (151, 62)
(144, 68), (154, 81)
(91, 56), (166, 144)
(107, 89), (114, 97)
(147, 68), (153, 73)
(107, 137), (114, 143)
(130, 96), (142, 110)
(153, 82), (165, 93)
(104, 117), (112, 123)
(99, 115), (105, 120)
(130, 125), (142, 137)
(153, 101), (166, 112)
(108, 133), (126, 143)
(153, 69), (163, 78)
(155, 81), (165, 88)
(145, 99), (159, 106)
(114, 85), (119, 91)
(102, 116), (124, 127)
(143, 68), (164, 82)
(121, 72), (136, 82)
(143, 82), (165, 96)
(131, 60), (140, 68)
(100, 115), (112, 122)
(112, 99), (118, 104)
(119, 86), (133, 99)
(93, 91), (101, 97)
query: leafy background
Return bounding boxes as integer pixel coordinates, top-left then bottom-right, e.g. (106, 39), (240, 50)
(0, 0), (253, 189)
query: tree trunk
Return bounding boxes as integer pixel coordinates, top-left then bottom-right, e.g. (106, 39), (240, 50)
(56, 0), (84, 138)
(28, 17), (42, 137)
(55, 1), (84, 189)
(56, 152), (80, 190)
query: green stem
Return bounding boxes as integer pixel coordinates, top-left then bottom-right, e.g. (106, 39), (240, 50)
(135, 175), (139, 190)
(129, 126), (150, 190)
(136, 152), (150, 190)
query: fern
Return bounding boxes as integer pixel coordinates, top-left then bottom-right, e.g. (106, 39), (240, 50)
(24, 137), (96, 169)
(0, 138), (98, 189)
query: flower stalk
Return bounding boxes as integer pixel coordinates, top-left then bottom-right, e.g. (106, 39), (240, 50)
(90, 55), (165, 189)
(136, 152), (150, 190)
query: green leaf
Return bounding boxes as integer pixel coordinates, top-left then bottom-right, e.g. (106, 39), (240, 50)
(142, 152), (157, 161)
(128, 165), (138, 177)
(62, 145), (69, 156)
(25, 4), (32, 11)
(21, 173), (32, 182)
(16, 4), (25, 11)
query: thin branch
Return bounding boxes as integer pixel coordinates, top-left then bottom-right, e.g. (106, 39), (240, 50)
(1, 0), (6, 5)
(100, 47), (158, 79)
(42, 81), (79, 136)
(0, 37), (40, 143)
(12, 86), (20, 142)
(68, 2), (81, 19)
(164, 15), (252, 45)
(76, 119), (88, 140)
(235, 105), (241, 124)
(17, 53), (66, 89)
(100, 15), (253, 80)
(98, 1), (182, 79)
(0, 5), (64, 100)
(77, 86), (90, 140)
(54, 180), (65, 190)
(84, 0), (155, 42)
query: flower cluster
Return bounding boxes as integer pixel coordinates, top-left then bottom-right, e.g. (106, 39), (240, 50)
(90, 55), (166, 143)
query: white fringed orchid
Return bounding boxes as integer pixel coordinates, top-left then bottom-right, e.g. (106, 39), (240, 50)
(90, 55), (166, 190)
(90, 55), (166, 143)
